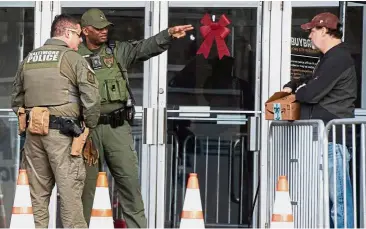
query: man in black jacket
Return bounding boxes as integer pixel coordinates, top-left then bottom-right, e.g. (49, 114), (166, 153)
(283, 12), (356, 228)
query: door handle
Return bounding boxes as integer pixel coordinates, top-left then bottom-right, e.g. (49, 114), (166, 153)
(247, 116), (260, 151)
(157, 108), (167, 145)
(143, 108), (155, 145)
(230, 138), (241, 203)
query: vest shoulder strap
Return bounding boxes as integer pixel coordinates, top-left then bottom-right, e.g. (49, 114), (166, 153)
(107, 40), (124, 67)
(107, 40), (124, 70)
(107, 40), (117, 56)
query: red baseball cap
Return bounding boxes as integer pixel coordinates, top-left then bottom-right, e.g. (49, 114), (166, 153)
(301, 12), (339, 30)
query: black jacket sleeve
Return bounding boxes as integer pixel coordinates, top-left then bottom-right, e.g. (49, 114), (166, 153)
(295, 55), (350, 104)
(283, 79), (298, 91)
(283, 74), (312, 91)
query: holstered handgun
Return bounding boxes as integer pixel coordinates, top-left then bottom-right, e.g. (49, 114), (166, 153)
(60, 119), (83, 137)
(125, 100), (136, 126)
(71, 126), (89, 157)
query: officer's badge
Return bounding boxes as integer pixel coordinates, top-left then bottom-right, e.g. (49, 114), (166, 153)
(103, 56), (114, 68)
(105, 47), (112, 55)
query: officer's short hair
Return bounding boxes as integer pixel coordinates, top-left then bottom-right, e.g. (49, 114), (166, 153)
(51, 14), (80, 37)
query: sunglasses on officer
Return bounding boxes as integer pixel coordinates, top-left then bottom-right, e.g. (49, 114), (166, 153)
(65, 28), (83, 43)
(65, 28), (82, 38)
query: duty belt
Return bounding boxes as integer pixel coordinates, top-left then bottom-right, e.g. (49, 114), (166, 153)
(98, 107), (126, 128)
(25, 112), (80, 130)
(49, 115), (81, 130)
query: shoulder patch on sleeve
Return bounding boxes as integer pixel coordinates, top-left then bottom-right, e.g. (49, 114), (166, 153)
(82, 59), (96, 84)
(87, 71), (96, 84)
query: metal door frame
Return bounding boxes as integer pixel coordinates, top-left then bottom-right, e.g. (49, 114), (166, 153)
(259, 2), (291, 228)
(157, 1), (265, 227)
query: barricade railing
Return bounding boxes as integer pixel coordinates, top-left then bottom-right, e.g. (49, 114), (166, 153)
(164, 133), (252, 228)
(267, 120), (325, 228)
(268, 118), (366, 229)
(323, 118), (366, 229)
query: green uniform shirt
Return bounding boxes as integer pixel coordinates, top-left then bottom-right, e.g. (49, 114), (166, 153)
(11, 38), (101, 128)
(110, 29), (173, 69)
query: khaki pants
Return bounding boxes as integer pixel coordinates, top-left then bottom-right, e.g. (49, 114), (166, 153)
(23, 129), (87, 228)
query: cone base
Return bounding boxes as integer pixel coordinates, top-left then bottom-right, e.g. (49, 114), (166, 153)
(89, 217), (114, 228)
(180, 219), (205, 228)
(10, 214), (35, 228)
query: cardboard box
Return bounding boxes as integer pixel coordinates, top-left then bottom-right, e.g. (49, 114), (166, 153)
(265, 92), (300, 120)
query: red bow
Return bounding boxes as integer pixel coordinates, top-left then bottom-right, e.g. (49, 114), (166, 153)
(196, 13), (231, 60)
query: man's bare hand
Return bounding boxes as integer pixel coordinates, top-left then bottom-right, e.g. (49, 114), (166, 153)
(282, 87), (292, 93)
(168, 25), (194, 39)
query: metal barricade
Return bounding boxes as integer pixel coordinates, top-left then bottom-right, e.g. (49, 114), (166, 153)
(165, 133), (252, 228)
(267, 120), (325, 228)
(323, 118), (366, 229)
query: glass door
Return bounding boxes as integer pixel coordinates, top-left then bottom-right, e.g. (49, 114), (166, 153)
(0, 1), (37, 228)
(156, 1), (263, 227)
(56, 1), (154, 227)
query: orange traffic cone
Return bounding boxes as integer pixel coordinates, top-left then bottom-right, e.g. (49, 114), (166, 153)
(180, 173), (205, 228)
(89, 172), (114, 228)
(271, 176), (294, 228)
(9, 169), (35, 228)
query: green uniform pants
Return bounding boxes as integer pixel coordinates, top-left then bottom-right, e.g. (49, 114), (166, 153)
(23, 129), (87, 228)
(82, 122), (147, 228)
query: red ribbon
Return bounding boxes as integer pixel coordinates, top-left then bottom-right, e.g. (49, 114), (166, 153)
(196, 13), (231, 60)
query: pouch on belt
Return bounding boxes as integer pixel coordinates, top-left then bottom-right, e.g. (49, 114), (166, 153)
(28, 107), (50, 135)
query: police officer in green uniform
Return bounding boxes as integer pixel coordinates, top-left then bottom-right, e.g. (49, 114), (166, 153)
(78, 8), (193, 228)
(11, 14), (100, 228)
